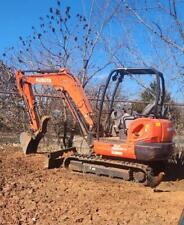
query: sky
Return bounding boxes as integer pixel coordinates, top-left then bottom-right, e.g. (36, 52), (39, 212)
(0, 0), (184, 103)
(0, 0), (83, 52)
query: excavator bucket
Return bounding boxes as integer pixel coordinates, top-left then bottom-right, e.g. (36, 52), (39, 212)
(20, 132), (36, 154)
(20, 116), (50, 154)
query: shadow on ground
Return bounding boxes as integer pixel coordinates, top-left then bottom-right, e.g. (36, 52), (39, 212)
(165, 162), (184, 181)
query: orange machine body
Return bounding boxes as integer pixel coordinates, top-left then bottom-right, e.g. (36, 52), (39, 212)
(94, 118), (174, 161)
(16, 68), (174, 162)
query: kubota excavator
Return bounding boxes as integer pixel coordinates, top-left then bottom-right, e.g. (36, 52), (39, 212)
(16, 68), (175, 185)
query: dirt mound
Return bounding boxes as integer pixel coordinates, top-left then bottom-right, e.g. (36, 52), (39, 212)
(0, 145), (184, 225)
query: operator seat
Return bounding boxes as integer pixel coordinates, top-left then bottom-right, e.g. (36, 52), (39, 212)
(119, 101), (157, 139)
(142, 101), (156, 116)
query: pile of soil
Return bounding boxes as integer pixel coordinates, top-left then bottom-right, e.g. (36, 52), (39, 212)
(0, 145), (184, 225)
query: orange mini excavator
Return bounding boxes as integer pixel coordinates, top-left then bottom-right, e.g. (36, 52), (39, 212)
(16, 68), (175, 185)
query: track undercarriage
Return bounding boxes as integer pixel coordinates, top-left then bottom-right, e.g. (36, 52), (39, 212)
(64, 155), (154, 185)
(46, 149), (159, 186)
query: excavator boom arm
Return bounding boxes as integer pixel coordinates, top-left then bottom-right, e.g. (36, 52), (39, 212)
(16, 69), (94, 152)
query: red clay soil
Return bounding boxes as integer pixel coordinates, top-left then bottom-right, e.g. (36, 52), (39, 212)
(0, 145), (184, 225)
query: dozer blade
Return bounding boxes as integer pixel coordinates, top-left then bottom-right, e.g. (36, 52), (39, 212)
(45, 147), (77, 169)
(20, 116), (50, 154)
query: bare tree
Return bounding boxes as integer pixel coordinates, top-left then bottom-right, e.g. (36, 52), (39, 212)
(116, 1), (184, 84)
(0, 61), (24, 131)
(2, 0), (121, 87)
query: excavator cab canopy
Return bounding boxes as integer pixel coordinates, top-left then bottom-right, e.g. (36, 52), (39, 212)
(96, 68), (166, 138)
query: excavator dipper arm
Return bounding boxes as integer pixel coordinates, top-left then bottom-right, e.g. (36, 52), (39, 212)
(16, 71), (40, 132)
(16, 68), (94, 154)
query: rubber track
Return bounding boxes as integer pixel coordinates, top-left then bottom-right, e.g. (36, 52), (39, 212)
(63, 154), (154, 185)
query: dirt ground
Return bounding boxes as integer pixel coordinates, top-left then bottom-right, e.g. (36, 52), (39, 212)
(0, 145), (184, 225)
